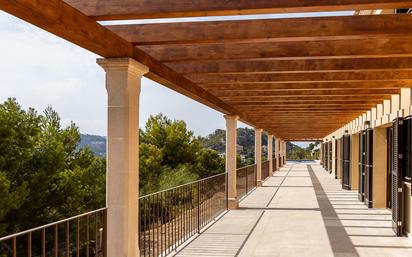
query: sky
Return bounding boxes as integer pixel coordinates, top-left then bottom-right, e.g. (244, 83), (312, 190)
(0, 10), (334, 147)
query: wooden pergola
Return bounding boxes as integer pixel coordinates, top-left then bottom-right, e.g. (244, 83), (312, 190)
(2, 0), (412, 140)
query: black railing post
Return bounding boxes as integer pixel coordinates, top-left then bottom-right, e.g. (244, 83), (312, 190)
(197, 180), (201, 233)
(226, 171), (229, 210)
(103, 209), (107, 257)
(245, 167), (248, 194)
(255, 165), (257, 187)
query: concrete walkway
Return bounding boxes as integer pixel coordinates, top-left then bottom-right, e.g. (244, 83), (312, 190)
(175, 163), (412, 257)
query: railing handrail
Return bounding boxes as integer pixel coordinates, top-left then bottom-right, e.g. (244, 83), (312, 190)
(1, 172), (230, 241)
(140, 172), (227, 199)
(0, 207), (107, 241)
(236, 163), (256, 170)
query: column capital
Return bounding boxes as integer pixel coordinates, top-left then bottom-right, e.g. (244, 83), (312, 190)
(97, 58), (149, 76)
(268, 134), (274, 140)
(255, 128), (263, 133)
(223, 114), (239, 121)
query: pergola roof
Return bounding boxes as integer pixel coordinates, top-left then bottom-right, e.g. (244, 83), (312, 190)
(2, 0), (412, 140)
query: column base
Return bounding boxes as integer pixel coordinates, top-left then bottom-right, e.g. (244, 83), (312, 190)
(228, 198), (239, 210)
(256, 180), (263, 187)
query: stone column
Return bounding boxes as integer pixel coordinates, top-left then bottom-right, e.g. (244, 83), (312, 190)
(279, 140), (284, 167)
(373, 127), (387, 208)
(255, 128), (263, 186)
(224, 115), (238, 209)
(332, 138), (336, 175)
(283, 141), (287, 164)
(319, 142), (322, 164)
(350, 134), (360, 190)
(268, 135), (274, 176)
(274, 137), (279, 171)
(98, 58), (148, 257)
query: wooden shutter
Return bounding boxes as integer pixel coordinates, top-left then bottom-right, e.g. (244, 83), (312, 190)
(364, 128), (374, 208)
(342, 134), (351, 190)
(392, 118), (403, 236)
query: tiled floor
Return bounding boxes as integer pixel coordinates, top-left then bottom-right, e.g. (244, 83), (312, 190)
(175, 163), (412, 257)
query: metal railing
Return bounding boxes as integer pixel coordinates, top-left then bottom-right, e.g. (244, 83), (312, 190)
(0, 208), (107, 257)
(2, 167), (270, 257)
(139, 173), (227, 257)
(262, 160), (270, 180)
(236, 164), (257, 199)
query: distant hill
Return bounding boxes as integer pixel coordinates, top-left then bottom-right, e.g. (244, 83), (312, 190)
(199, 128), (303, 165)
(78, 134), (106, 156)
(78, 130), (317, 160)
(199, 127), (261, 164)
(286, 141), (302, 153)
(199, 128), (320, 161)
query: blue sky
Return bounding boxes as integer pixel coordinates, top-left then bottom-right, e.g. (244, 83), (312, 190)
(0, 10), (331, 147)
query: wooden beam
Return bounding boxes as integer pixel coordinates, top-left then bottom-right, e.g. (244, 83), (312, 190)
(141, 37), (412, 62)
(237, 102), (376, 107)
(256, 115), (361, 118)
(0, 0), (264, 126)
(248, 113), (365, 116)
(169, 58), (412, 74)
(190, 71), (412, 84)
(214, 89), (399, 97)
(109, 14), (412, 45)
(266, 126), (352, 129)
(248, 113), (370, 116)
(219, 94), (392, 102)
(65, 0), (412, 20)
(243, 109), (375, 113)
(201, 82), (408, 91)
(264, 129), (345, 132)
(261, 116), (354, 120)
(263, 127), (350, 129)
(229, 95), (390, 102)
(233, 102), (383, 107)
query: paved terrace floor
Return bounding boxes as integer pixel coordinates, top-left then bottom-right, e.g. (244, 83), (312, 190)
(174, 163), (412, 257)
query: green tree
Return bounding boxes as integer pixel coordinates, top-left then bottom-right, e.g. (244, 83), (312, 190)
(0, 99), (105, 236)
(139, 114), (225, 194)
(141, 114), (201, 168)
(194, 149), (225, 178)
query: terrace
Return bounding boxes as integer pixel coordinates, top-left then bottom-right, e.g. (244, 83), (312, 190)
(1, 1), (412, 256)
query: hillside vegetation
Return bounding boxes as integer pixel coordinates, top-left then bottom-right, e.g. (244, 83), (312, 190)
(0, 100), (224, 235)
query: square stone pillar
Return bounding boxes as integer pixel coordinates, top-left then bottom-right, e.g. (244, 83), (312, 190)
(283, 141), (287, 164)
(336, 140), (341, 179)
(224, 115), (238, 210)
(320, 142), (323, 164)
(98, 58), (148, 257)
(268, 135), (274, 176)
(350, 133), (360, 190)
(279, 140), (284, 167)
(332, 138), (336, 175)
(274, 137), (279, 171)
(255, 128), (263, 186)
(373, 127), (387, 208)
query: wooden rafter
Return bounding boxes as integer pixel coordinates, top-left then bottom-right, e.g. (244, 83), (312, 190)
(65, 0), (412, 20)
(168, 58), (412, 74)
(108, 14), (412, 45)
(140, 37), (412, 62)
